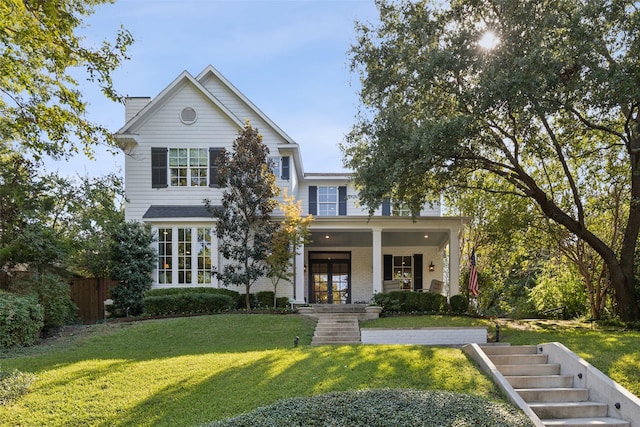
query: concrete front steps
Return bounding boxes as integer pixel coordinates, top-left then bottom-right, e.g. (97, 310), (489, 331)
(311, 314), (361, 345)
(306, 305), (366, 346)
(469, 344), (634, 427)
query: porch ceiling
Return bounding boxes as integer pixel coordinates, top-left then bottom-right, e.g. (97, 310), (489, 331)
(308, 230), (449, 248)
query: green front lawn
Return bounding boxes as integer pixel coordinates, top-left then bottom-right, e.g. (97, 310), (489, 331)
(0, 314), (500, 427)
(363, 315), (640, 397)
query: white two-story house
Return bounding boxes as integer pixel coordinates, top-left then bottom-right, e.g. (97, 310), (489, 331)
(115, 65), (468, 305)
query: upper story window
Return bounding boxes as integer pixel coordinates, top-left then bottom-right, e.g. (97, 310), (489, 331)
(309, 185), (347, 216)
(381, 199), (417, 217)
(169, 148), (208, 187)
(318, 186), (338, 216)
(268, 156), (281, 178)
(394, 203), (412, 217)
(268, 156), (290, 180)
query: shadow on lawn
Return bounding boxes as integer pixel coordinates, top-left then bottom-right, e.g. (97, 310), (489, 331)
(98, 345), (493, 427)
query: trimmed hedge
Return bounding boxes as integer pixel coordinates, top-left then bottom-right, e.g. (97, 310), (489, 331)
(147, 287), (243, 308)
(0, 293), (44, 349)
(144, 293), (236, 316)
(372, 291), (447, 314)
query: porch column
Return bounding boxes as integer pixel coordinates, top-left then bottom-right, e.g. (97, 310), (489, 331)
(372, 227), (383, 295)
(448, 226), (460, 296)
(294, 244), (306, 304)
(211, 229), (220, 288)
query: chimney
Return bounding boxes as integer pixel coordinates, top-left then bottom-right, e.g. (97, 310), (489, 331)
(125, 97), (151, 122)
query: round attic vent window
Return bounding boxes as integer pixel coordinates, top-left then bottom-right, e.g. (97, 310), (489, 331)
(180, 107), (197, 124)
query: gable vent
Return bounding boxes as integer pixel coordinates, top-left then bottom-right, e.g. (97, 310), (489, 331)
(180, 107), (197, 124)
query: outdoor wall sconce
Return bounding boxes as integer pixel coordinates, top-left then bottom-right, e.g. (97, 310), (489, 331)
(429, 261), (435, 272)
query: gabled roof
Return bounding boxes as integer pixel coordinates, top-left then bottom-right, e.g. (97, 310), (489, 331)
(116, 70), (245, 134)
(196, 65), (297, 145)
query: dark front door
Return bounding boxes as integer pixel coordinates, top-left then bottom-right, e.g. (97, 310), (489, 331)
(309, 253), (351, 304)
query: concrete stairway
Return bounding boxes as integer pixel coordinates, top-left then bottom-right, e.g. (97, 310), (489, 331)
(309, 305), (365, 345)
(482, 345), (630, 427)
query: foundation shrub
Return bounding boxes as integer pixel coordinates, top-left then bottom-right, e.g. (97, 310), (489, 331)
(449, 294), (468, 315)
(147, 287), (243, 308)
(144, 293), (235, 316)
(0, 293), (44, 349)
(373, 291), (447, 314)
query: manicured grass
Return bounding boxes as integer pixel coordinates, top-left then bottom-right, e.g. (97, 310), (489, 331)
(0, 314), (499, 427)
(364, 315), (640, 398)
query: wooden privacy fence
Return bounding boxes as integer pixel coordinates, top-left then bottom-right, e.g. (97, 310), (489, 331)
(69, 278), (119, 324)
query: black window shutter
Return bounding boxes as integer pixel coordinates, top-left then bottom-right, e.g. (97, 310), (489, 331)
(413, 254), (423, 291)
(309, 186), (317, 215)
(281, 156), (290, 180)
(338, 186), (347, 215)
(209, 148), (225, 187)
(151, 147), (168, 188)
(383, 254), (393, 281)
(381, 198), (391, 216)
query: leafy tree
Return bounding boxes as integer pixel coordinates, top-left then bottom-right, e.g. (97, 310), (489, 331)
(107, 221), (156, 316)
(211, 121), (279, 310)
(42, 173), (125, 277)
(266, 189), (313, 308)
(343, 0), (640, 320)
(530, 258), (589, 319)
(1, 0), (133, 159)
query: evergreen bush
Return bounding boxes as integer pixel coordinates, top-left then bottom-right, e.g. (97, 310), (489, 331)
(144, 293), (235, 316)
(13, 274), (78, 332)
(0, 293), (44, 349)
(147, 287), (243, 308)
(449, 294), (468, 315)
(372, 291), (447, 314)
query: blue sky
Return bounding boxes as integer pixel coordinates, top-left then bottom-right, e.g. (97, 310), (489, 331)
(49, 0), (380, 177)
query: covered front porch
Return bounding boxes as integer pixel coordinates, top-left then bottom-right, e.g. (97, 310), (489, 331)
(291, 216), (468, 304)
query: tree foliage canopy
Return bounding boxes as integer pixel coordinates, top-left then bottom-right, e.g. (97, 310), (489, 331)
(343, 0), (640, 320)
(211, 121), (279, 309)
(0, 0), (132, 159)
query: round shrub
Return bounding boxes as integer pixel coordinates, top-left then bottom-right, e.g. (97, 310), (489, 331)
(205, 389), (535, 427)
(0, 293), (44, 349)
(449, 294), (468, 315)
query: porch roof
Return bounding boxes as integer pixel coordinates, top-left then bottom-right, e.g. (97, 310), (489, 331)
(306, 216), (469, 248)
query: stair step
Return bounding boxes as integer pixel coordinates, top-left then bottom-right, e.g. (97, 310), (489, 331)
(497, 364), (561, 376)
(311, 337), (361, 345)
(529, 401), (608, 419)
(516, 388), (588, 403)
(488, 354), (548, 365)
(481, 345), (538, 355)
(506, 375), (573, 389)
(541, 417), (630, 426)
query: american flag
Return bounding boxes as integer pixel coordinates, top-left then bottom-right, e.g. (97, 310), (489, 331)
(469, 249), (478, 298)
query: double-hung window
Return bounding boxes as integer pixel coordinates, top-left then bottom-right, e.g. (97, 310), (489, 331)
(169, 148), (208, 187)
(268, 156), (281, 178)
(318, 186), (338, 216)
